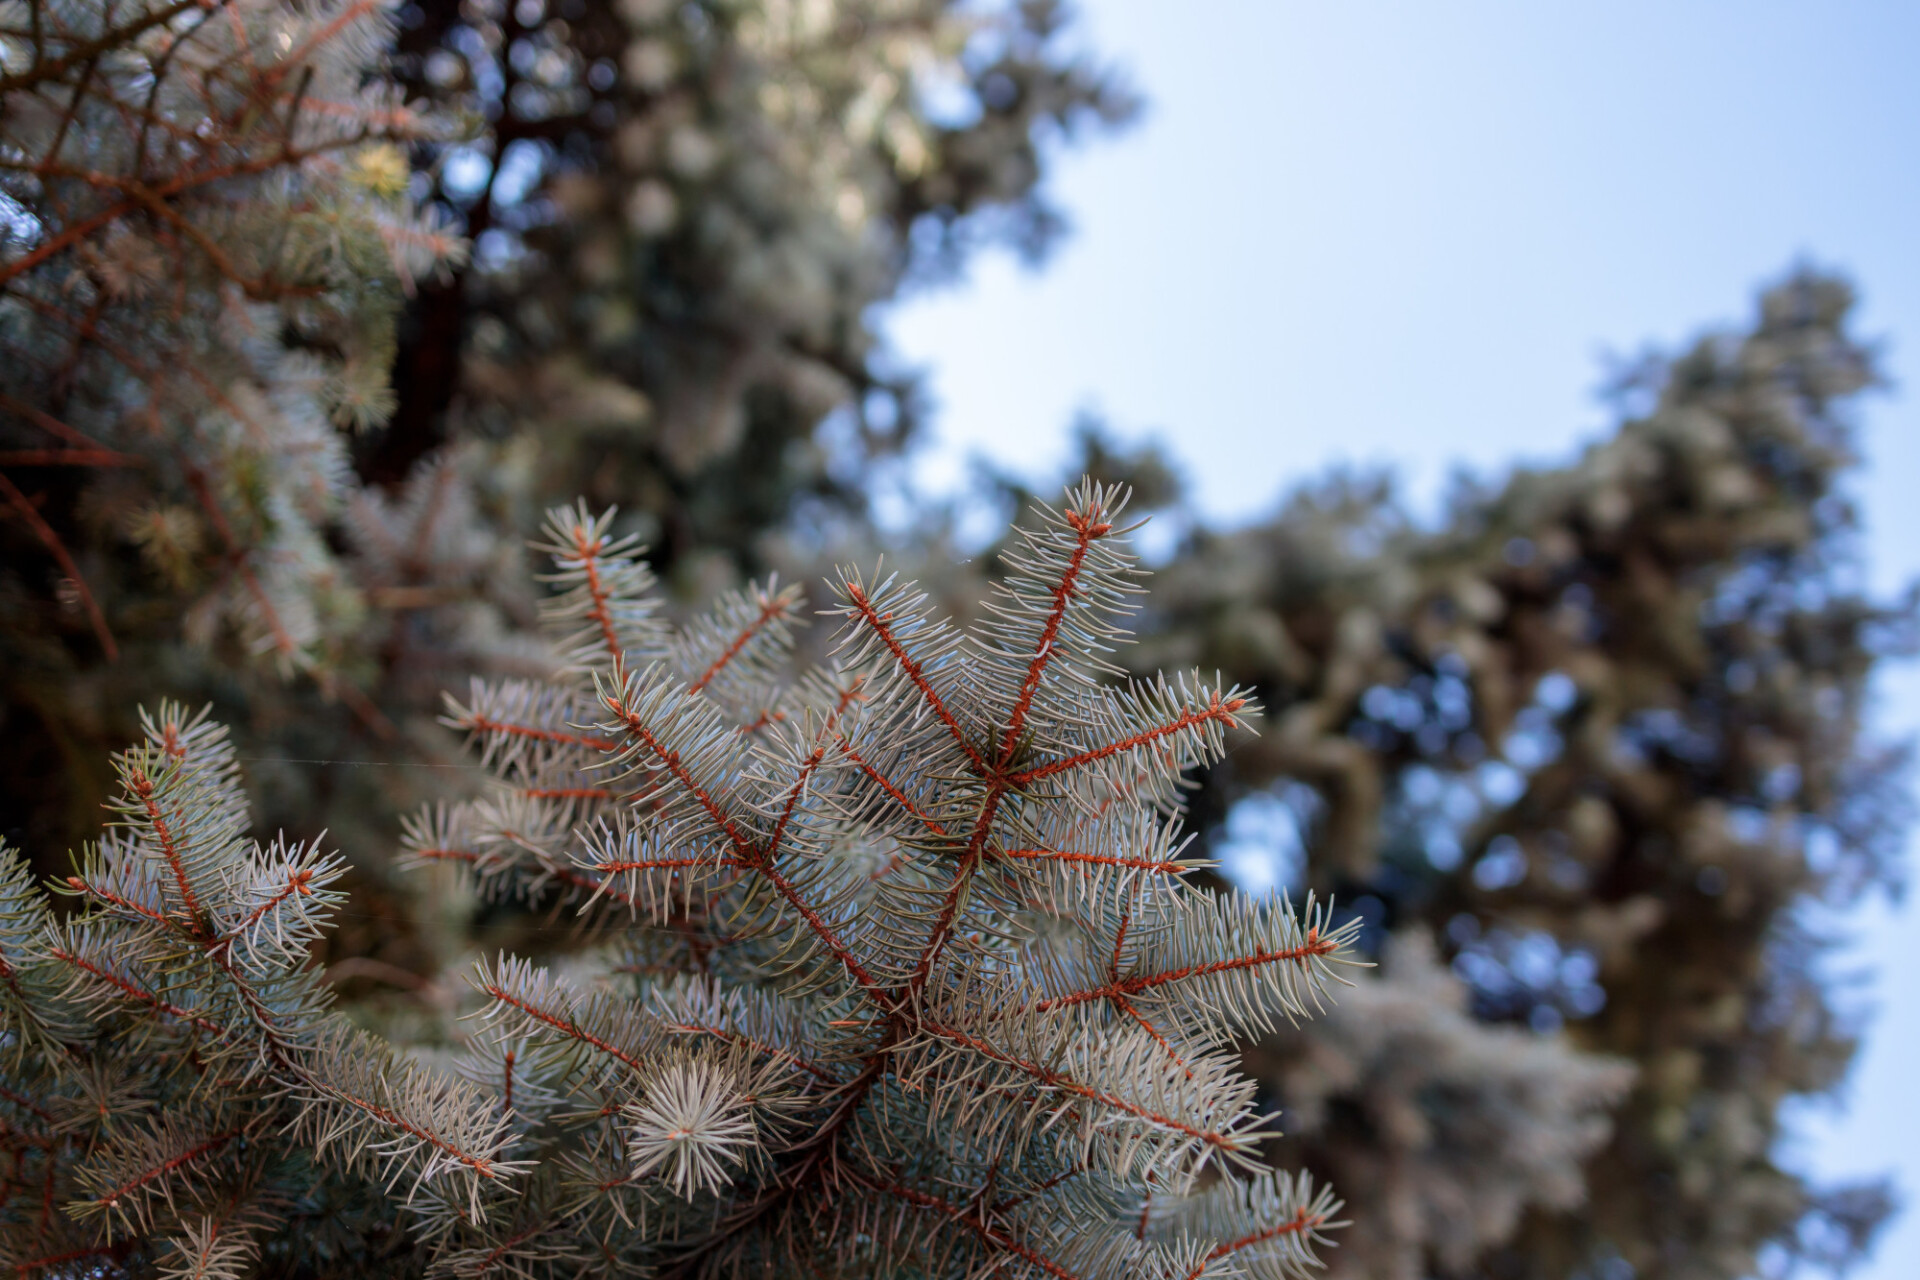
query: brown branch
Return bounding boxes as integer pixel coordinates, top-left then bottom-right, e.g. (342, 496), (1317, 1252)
(119, 178), (303, 299)
(845, 585), (987, 774)
(10, 1245), (122, 1277)
(1031, 930), (1342, 1013)
(192, 935), (506, 1184)
(178, 461), (300, 662)
(921, 1021), (1246, 1156)
(480, 983), (650, 1078)
(0, 448), (142, 467)
(127, 766), (208, 931)
(846, 1170), (1087, 1280)
(660, 1022), (838, 1083)
(997, 849), (1185, 874)
(0, 470), (115, 659)
(835, 735), (949, 838)
(408, 847), (479, 866)
(473, 1217), (555, 1277)
(1180, 1207), (1326, 1280)
(47, 948), (224, 1037)
(1007, 696), (1247, 787)
(571, 526), (628, 674)
(547, 866), (651, 915)
(903, 788), (1003, 996)
(735, 708), (787, 736)
(606, 695), (753, 851)
(1112, 991), (1191, 1079)
(0, 129), (380, 290)
(687, 595), (793, 694)
(0, 1085), (54, 1126)
(0, 196), (124, 286)
(744, 855), (885, 999)
(589, 856), (742, 874)
(215, 867), (315, 951)
(764, 681), (864, 858)
(997, 507), (1109, 768)
(0, 390), (116, 451)
(411, 847), (655, 916)
(988, 1163), (1088, 1215)
(656, 1049), (896, 1276)
(316, 1086), (502, 1180)
(614, 687), (887, 1027)
(88, 1128), (242, 1211)
(8, 291), (270, 452)
(63, 875), (172, 929)
(462, 716), (619, 753)
(264, 1), (379, 96)
(1, 297), (302, 665)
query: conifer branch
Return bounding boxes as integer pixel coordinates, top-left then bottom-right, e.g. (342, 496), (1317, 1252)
(997, 505), (1113, 768)
(686, 590), (798, 696)
(8, 1244), (121, 1277)
(477, 960), (657, 1080)
(833, 735), (951, 838)
(602, 685), (754, 852)
(906, 793), (1006, 993)
(0, 1), (205, 94)
(461, 717), (620, 755)
(1180, 1209), (1328, 1280)
(1032, 935), (1347, 1012)
(62, 875), (174, 930)
(1007, 694), (1250, 788)
(736, 709), (787, 736)
(917, 1021), (1264, 1166)
(0, 486), (1355, 1275)
(845, 1170), (1089, 1280)
(45, 946), (223, 1037)
(843, 583), (989, 774)
(570, 527), (629, 676)
(79, 1128), (246, 1231)
(124, 766), (209, 934)
(0, 448), (142, 467)
(999, 848), (1189, 874)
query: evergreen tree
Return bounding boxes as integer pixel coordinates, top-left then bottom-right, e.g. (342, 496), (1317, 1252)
(9, 8), (1911, 1277)
(0, 0), (1130, 902)
(0, 0), (464, 854)
(369, 0), (1137, 571)
(0, 483), (1360, 1279)
(1131, 271), (1914, 1280)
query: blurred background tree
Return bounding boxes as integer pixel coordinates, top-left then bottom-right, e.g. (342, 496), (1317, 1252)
(1099, 271), (1912, 1280)
(368, 0), (1135, 572)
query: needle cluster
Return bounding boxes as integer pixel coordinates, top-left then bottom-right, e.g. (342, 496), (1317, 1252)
(399, 481), (1361, 1278)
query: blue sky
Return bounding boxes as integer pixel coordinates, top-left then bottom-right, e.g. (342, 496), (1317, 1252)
(879, 3), (1920, 1276)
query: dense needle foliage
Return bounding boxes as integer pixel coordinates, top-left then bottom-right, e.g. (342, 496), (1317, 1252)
(1, 482), (1362, 1279)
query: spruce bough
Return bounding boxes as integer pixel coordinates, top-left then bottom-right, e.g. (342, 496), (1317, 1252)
(2, 482), (1359, 1278)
